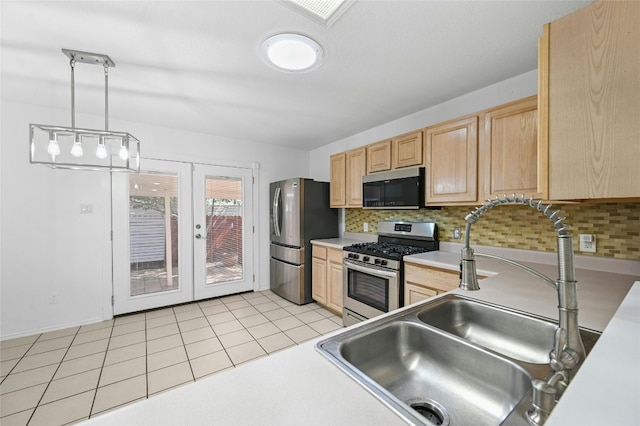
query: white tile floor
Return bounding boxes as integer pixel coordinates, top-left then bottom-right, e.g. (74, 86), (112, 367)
(0, 290), (343, 425)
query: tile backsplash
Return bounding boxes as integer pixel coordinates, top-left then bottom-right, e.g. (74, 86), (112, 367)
(345, 203), (640, 260)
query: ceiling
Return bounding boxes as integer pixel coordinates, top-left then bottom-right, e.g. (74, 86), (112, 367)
(1, 0), (590, 151)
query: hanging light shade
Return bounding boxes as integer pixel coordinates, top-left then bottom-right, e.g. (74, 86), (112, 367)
(29, 49), (140, 172)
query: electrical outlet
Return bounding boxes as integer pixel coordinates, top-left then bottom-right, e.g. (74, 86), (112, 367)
(579, 234), (596, 253)
(49, 292), (59, 304)
(453, 227), (461, 240)
(363, 222), (369, 232)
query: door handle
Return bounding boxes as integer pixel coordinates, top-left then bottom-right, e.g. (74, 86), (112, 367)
(273, 186), (281, 237)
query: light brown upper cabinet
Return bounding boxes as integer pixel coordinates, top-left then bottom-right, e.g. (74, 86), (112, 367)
(392, 130), (423, 169)
(366, 140), (392, 174)
(346, 147), (367, 207)
(480, 96), (542, 200)
(424, 116), (478, 205)
(330, 147), (367, 208)
(539, 1), (640, 200)
(329, 152), (346, 207)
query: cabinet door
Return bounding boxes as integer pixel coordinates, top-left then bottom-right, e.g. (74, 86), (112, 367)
(404, 283), (438, 306)
(541, 1), (640, 200)
(330, 152), (346, 207)
(393, 130), (423, 169)
(424, 116), (478, 204)
(367, 140), (392, 174)
(326, 248), (343, 313)
(482, 97), (541, 199)
(327, 262), (343, 313)
(346, 147), (367, 207)
(311, 256), (327, 305)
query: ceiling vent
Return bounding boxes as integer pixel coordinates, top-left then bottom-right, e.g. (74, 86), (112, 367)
(277, 0), (354, 27)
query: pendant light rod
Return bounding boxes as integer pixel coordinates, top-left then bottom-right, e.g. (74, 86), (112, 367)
(70, 57), (76, 129)
(62, 49), (115, 131)
(104, 63), (109, 131)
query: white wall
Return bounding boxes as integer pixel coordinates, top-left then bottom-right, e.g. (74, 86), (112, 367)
(308, 70), (538, 182)
(0, 100), (309, 339)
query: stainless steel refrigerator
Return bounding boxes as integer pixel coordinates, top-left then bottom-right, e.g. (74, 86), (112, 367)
(270, 178), (338, 304)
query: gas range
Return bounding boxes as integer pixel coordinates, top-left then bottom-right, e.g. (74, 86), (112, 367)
(342, 221), (439, 326)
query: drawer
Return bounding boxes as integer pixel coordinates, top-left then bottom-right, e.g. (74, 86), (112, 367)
(404, 263), (460, 293)
(312, 244), (327, 260)
(327, 247), (343, 264)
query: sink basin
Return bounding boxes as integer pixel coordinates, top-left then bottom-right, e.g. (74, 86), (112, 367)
(339, 321), (532, 425)
(417, 296), (556, 364)
(316, 294), (601, 425)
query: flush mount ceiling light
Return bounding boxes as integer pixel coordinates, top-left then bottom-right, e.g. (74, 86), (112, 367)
(29, 49), (140, 172)
(277, 0), (354, 27)
(260, 33), (324, 73)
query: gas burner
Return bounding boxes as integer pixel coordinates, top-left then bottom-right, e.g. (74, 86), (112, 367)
(345, 241), (435, 259)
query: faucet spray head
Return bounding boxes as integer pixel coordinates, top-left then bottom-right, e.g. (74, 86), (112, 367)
(460, 247), (480, 291)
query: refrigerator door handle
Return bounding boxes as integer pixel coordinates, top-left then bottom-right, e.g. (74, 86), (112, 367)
(273, 186), (281, 237)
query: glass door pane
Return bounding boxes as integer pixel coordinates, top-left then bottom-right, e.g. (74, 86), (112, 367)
(205, 177), (243, 285)
(129, 173), (179, 296)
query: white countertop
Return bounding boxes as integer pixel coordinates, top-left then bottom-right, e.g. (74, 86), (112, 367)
(310, 237), (362, 249)
(311, 232), (377, 249)
(546, 282), (640, 426)
(84, 249), (640, 426)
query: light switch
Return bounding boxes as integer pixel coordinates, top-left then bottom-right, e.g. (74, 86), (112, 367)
(80, 203), (94, 214)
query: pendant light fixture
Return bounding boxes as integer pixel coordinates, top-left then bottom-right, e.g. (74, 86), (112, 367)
(29, 49), (140, 172)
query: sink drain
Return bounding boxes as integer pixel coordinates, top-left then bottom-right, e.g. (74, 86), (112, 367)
(407, 399), (449, 426)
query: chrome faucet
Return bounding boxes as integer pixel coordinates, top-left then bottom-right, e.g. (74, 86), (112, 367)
(459, 195), (586, 426)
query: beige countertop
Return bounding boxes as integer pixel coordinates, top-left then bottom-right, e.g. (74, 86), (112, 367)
(310, 237), (362, 249)
(83, 247), (640, 426)
(311, 232), (377, 249)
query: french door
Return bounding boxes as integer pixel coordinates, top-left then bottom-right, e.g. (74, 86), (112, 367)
(112, 159), (254, 315)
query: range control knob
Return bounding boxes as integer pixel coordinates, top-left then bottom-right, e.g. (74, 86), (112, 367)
(380, 260), (388, 266)
(363, 256), (370, 262)
(374, 258), (381, 265)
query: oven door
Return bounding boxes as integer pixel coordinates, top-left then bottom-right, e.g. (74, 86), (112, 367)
(343, 259), (399, 323)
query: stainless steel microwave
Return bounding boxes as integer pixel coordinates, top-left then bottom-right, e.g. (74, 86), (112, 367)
(362, 167), (425, 209)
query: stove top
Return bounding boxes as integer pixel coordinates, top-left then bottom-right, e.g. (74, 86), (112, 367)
(344, 242), (433, 260)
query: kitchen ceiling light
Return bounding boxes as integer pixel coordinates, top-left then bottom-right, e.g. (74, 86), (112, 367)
(261, 34), (323, 73)
(29, 49), (140, 172)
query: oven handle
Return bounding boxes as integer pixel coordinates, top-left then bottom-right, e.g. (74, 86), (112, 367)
(343, 259), (398, 278)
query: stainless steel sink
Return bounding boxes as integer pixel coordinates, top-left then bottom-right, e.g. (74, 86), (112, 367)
(339, 321), (532, 425)
(316, 294), (600, 425)
(416, 296), (556, 364)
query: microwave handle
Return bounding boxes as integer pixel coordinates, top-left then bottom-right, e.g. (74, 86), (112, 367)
(344, 258), (398, 278)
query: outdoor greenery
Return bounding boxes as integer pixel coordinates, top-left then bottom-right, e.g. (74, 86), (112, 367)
(131, 196), (241, 218)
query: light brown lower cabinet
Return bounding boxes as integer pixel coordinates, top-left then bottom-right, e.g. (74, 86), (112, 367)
(312, 245), (343, 314)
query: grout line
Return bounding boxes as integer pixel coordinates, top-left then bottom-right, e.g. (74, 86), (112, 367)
(25, 325), (84, 425)
(179, 304), (203, 382)
(86, 318), (115, 420)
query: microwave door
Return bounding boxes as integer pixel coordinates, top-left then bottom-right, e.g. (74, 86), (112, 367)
(363, 181), (385, 208)
(384, 176), (420, 208)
